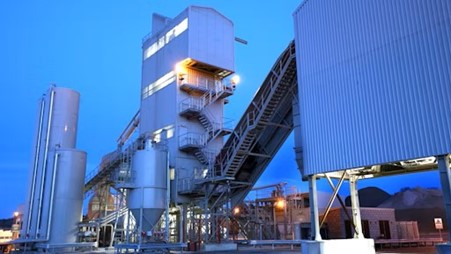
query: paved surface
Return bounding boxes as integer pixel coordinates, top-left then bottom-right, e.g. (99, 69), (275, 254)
(186, 245), (438, 254)
(376, 246), (436, 254)
(11, 245), (438, 253)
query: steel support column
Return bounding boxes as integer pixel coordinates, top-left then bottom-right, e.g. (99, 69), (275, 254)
(349, 175), (363, 239)
(308, 175), (321, 240)
(438, 155), (451, 242)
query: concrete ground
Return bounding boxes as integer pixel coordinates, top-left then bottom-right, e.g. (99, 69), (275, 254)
(11, 245), (438, 253)
(185, 245), (437, 254)
(376, 246), (436, 254)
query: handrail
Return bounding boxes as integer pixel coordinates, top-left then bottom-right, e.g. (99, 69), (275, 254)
(98, 207), (129, 225)
(179, 97), (203, 113)
(179, 80), (233, 115)
(178, 132), (206, 148)
(215, 41), (296, 177)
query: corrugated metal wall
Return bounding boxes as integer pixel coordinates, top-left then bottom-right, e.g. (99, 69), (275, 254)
(293, 0), (451, 175)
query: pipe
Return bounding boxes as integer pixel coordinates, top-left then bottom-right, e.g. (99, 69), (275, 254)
(36, 88), (55, 237)
(117, 110), (140, 147)
(26, 97), (46, 236)
(179, 205), (185, 243)
(165, 149), (170, 242)
(45, 151), (60, 240)
(139, 187), (143, 245)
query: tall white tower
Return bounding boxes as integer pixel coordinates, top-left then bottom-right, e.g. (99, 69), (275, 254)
(21, 87), (86, 245)
(127, 6), (236, 233)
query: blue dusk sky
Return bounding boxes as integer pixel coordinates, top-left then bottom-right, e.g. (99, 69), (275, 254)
(0, 1), (441, 219)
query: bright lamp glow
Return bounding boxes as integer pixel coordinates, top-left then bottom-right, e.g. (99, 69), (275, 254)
(275, 199), (286, 209)
(233, 207), (240, 215)
(175, 62), (187, 75)
(231, 75), (240, 85)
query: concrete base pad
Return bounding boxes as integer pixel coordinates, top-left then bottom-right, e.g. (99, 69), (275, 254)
(301, 238), (375, 254)
(436, 243), (451, 254)
(203, 243), (237, 252)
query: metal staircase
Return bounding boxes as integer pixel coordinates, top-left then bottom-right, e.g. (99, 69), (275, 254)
(84, 137), (142, 195)
(97, 207), (129, 226)
(178, 72), (234, 172)
(84, 151), (122, 195)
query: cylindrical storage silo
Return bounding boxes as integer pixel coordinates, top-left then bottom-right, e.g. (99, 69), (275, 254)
(127, 143), (167, 233)
(47, 148), (86, 244)
(21, 86), (83, 242)
(47, 87), (80, 149)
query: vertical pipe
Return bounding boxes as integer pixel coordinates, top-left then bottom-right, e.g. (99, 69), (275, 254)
(139, 187), (143, 245)
(226, 180), (231, 241)
(180, 205), (186, 243)
(26, 97), (46, 236)
(273, 205), (277, 239)
(308, 175), (321, 240)
(45, 152), (60, 240)
(349, 175), (363, 239)
(165, 150), (170, 242)
(438, 155), (451, 242)
(36, 88), (55, 237)
(126, 206), (131, 244)
(283, 198), (287, 240)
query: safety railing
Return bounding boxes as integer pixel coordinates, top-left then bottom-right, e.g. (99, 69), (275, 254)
(179, 97), (203, 114)
(177, 178), (192, 193)
(214, 41), (296, 178)
(84, 150), (122, 190)
(179, 132), (206, 148)
(179, 75), (222, 91)
(179, 87), (233, 116)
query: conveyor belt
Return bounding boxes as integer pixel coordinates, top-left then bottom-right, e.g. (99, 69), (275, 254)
(210, 41), (298, 206)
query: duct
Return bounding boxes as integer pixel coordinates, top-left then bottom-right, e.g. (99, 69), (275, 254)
(45, 152), (60, 240)
(36, 87), (55, 237)
(26, 97), (45, 236)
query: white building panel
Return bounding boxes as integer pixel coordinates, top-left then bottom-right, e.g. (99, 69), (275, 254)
(140, 84), (177, 133)
(138, 6), (235, 201)
(293, 0), (451, 175)
(188, 7), (234, 72)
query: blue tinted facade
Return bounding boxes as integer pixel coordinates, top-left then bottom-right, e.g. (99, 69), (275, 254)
(293, 0), (451, 175)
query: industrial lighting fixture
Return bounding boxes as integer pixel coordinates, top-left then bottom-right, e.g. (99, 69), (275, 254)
(231, 75), (240, 85)
(175, 62), (186, 74)
(175, 62), (187, 81)
(233, 207), (240, 215)
(275, 199), (286, 209)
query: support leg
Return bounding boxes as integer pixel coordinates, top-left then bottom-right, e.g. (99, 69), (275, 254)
(438, 155), (451, 242)
(308, 175), (322, 240)
(181, 205), (187, 243)
(349, 176), (363, 239)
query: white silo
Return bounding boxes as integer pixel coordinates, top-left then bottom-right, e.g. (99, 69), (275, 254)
(21, 86), (87, 246)
(45, 149), (86, 244)
(127, 140), (168, 234)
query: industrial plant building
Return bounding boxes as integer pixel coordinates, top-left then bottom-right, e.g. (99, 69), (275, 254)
(5, 1), (451, 254)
